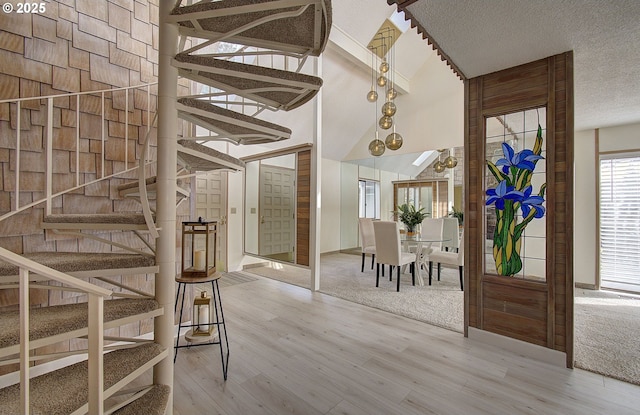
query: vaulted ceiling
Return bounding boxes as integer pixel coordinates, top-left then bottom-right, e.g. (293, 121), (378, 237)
(394, 0), (640, 131)
(238, 1), (640, 168)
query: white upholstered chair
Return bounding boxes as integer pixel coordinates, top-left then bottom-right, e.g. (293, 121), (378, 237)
(441, 217), (460, 252)
(373, 221), (416, 292)
(417, 218), (444, 274)
(428, 230), (464, 290)
(358, 217), (376, 272)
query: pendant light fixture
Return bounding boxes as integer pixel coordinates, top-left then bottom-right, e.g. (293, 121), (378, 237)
(367, 21), (402, 156)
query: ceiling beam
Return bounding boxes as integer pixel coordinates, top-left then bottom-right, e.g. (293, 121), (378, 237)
(395, 0), (421, 8)
(387, 0), (466, 81)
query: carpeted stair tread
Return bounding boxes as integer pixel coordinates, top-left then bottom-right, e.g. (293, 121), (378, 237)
(177, 97), (291, 144)
(117, 176), (158, 192)
(43, 213), (149, 225)
(170, 0), (332, 56)
(177, 139), (246, 172)
(174, 53), (322, 111)
(0, 298), (159, 350)
(0, 252), (156, 277)
(112, 385), (171, 415)
(0, 342), (165, 415)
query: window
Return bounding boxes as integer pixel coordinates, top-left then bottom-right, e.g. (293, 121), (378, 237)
(600, 153), (640, 292)
(359, 179), (380, 219)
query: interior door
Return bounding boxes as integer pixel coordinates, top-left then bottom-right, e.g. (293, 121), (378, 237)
(259, 164), (295, 260)
(195, 171), (228, 272)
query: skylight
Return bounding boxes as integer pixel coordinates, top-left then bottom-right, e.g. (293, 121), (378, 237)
(389, 10), (410, 34)
(412, 150), (434, 166)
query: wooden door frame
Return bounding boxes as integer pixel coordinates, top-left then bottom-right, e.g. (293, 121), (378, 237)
(465, 52), (574, 367)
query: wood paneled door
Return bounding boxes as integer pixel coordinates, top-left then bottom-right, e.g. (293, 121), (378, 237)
(465, 52), (574, 367)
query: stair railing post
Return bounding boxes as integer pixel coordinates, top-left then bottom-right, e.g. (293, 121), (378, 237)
(101, 91), (105, 179)
(88, 293), (105, 415)
(15, 100), (20, 211)
(19, 267), (30, 414)
(45, 97), (53, 216)
(125, 88), (129, 171)
(75, 94), (80, 187)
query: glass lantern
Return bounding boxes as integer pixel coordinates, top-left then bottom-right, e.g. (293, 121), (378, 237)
(192, 291), (213, 336)
(181, 219), (217, 278)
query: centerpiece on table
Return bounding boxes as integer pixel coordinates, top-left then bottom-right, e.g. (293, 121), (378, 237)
(396, 203), (429, 236)
(485, 124), (547, 277)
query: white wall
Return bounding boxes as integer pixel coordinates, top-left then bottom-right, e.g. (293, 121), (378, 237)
(574, 129), (597, 286)
(574, 122), (640, 287)
(227, 170), (246, 271)
(340, 162), (359, 250)
(344, 53), (464, 161)
(320, 158), (342, 252)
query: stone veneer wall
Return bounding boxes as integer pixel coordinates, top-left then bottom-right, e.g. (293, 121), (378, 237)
(0, 0), (192, 364)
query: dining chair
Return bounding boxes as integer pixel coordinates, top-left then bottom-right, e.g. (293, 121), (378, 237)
(373, 221), (415, 292)
(441, 217), (460, 252)
(418, 217), (444, 272)
(358, 217), (376, 272)
(428, 230), (464, 290)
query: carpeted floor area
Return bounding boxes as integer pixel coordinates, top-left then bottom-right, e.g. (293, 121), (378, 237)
(574, 289), (640, 386)
(244, 253), (640, 387)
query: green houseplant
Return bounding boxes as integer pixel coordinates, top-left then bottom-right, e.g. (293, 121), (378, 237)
(396, 204), (429, 234)
(449, 207), (464, 226)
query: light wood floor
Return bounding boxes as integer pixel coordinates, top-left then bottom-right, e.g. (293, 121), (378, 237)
(169, 276), (640, 415)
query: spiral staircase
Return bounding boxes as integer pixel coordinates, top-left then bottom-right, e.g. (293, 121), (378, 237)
(0, 1), (331, 413)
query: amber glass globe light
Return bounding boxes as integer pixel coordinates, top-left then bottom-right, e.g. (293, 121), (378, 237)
(377, 75), (387, 87)
(385, 132), (403, 150)
(386, 87), (397, 100)
(444, 155), (458, 168)
(379, 115), (393, 130)
(379, 60), (389, 73)
(366, 90), (378, 102)
(381, 101), (396, 116)
(433, 160), (446, 173)
(368, 139), (386, 156)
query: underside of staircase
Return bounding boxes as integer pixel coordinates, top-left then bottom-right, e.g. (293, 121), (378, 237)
(0, 0), (332, 413)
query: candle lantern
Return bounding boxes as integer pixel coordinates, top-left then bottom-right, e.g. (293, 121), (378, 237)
(181, 219), (217, 278)
(192, 291), (214, 336)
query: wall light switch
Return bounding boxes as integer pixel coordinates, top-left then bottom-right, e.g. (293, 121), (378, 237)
(251, 208), (256, 214)
(230, 207), (236, 214)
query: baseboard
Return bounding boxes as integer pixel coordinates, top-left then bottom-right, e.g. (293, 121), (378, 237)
(242, 261), (270, 270)
(468, 327), (567, 367)
(575, 282), (596, 290)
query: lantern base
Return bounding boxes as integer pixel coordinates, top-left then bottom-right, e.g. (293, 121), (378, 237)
(184, 328), (219, 343)
(181, 266), (217, 278)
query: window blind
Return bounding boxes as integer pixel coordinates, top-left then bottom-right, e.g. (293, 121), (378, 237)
(600, 155), (640, 292)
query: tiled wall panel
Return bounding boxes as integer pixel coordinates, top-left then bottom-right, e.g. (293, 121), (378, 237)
(0, 1), (166, 358)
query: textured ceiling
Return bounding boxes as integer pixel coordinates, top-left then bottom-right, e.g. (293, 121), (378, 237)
(403, 0), (640, 130)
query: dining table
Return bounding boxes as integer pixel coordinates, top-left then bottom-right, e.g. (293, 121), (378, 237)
(401, 233), (451, 286)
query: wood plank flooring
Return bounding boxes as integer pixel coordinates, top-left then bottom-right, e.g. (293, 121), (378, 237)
(169, 276), (640, 415)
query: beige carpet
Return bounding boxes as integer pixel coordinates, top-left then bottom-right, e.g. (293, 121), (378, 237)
(574, 289), (640, 386)
(245, 253), (640, 387)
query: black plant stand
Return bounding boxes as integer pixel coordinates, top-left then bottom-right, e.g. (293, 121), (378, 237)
(174, 272), (229, 380)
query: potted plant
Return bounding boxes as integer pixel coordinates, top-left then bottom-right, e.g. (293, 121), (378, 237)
(449, 206), (464, 226)
(396, 203), (429, 235)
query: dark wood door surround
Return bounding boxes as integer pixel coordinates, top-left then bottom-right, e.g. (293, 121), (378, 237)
(465, 53), (574, 367)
